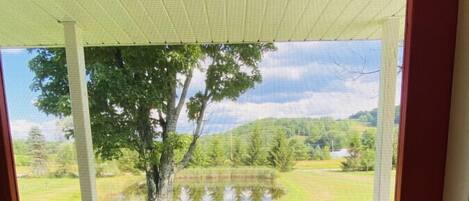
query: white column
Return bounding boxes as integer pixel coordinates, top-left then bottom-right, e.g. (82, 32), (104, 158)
(373, 17), (399, 201)
(63, 21), (97, 201)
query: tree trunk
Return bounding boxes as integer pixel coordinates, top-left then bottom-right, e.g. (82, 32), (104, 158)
(155, 163), (175, 201)
(155, 107), (177, 201)
(146, 167), (158, 201)
(146, 163), (175, 201)
(136, 107), (163, 201)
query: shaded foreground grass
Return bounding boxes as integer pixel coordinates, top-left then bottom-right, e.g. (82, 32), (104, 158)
(18, 175), (142, 201)
(17, 160), (395, 201)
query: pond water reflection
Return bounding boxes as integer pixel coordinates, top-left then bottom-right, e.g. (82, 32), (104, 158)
(118, 179), (285, 201)
(175, 185), (284, 201)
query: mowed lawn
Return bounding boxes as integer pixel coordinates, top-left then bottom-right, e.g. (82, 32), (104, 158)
(278, 160), (396, 201)
(18, 175), (142, 201)
(17, 160), (395, 201)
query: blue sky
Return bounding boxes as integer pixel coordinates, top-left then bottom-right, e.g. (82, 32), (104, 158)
(1, 41), (402, 139)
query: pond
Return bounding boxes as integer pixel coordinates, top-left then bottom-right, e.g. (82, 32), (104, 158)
(115, 178), (285, 201)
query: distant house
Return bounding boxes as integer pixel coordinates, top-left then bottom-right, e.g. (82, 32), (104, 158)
(331, 149), (350, 159)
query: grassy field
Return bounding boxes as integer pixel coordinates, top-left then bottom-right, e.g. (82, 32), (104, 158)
(277, 160), (395, 201)
(294, 159), (344, 170)
(17, 159), (395, 201)
(278, 170), (395, 201)
(18, 175), (142, 201)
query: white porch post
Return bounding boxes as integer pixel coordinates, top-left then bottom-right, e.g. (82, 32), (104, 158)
(63, 21), (98, 201)
(373, 17), (399, 201)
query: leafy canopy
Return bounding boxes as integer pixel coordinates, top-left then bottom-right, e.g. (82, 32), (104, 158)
(29, 44), (275, 165)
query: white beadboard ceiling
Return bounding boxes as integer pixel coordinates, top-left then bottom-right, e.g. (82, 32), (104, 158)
(0, 0), (406, 47)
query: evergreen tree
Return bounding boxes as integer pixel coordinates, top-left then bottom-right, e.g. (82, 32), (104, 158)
(361, 129), (376, 149)
(268, 131), (294, 172)
(208, 138), (225, 166)
(231, 138), (244, 167)
(27, 127), (48, 176)
(360, 149), (375, 171)
(246, 127), (266, 166)
(360, 129), (377, 171)
(341, 133), (362, 171)
(289, 138), (309, 161)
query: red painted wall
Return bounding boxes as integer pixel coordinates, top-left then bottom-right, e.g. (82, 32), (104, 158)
(396, 0), (459, 200)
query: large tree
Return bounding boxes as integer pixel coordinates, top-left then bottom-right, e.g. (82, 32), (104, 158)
(29, 44), (275, 201)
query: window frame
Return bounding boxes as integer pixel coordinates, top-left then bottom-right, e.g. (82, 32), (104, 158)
(0, 0), (460, 200)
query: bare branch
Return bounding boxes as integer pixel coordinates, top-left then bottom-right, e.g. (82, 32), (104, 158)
(157, 110), (166, 127)
(332, 59), (403, 81)
(177, 90), (210, 169)
(175, 70), (193, 118)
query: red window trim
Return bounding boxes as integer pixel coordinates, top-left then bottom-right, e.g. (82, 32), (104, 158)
(0, 0), (460, 200)
(0, 51), (19, 201)
(396, 0), (459, 200)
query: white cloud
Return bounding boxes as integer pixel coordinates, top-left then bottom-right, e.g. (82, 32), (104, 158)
(262, 42), (322, 66)
(193, 79), (382, 133)
(188, 42), (330, 86)
(10, 119), (65, 141)
(173, 41), (404, 134)
(189, 68), (206, 91)
(260, 62), (339, 81)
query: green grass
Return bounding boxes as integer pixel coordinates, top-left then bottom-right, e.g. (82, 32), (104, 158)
(294, 159), (344, 170)
(278, 160), (396, 201)
(18, 175), (141, 201)
(17, 160), (395, 201)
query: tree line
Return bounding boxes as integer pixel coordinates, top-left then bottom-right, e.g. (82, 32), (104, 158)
(17, 115), (397, 178)
(189, 127), (296, 172)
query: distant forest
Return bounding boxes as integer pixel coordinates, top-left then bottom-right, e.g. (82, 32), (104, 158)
(14, 106), (401, 177)
(349, 106), (401, 126)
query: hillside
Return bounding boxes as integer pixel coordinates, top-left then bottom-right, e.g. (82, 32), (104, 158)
(199, 117), (375, 151)
(197, 105), (401, 153)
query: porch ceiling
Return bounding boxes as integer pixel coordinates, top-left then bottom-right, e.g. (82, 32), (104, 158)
(0, 0), (406, 48)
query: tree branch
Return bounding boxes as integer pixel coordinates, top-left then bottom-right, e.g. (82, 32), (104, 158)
(177, 90), (209, 169)
(332, 60), (403, 81)
(163, 80), (177, 139)
(175, 70), (193, 118)
(157, 110), (166, 128)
